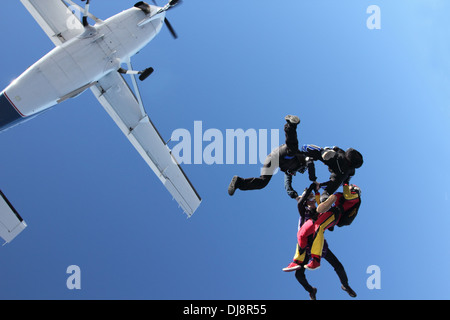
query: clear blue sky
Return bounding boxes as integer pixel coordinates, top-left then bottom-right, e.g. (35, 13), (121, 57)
(0, 0), (449, 300)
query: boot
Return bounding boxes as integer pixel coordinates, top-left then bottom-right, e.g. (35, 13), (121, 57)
(228, 176), (241, 196)
(285, 115), (300, 125)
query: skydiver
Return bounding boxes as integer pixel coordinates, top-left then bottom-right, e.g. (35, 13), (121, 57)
(300, 144), (363, 203)
(282, 184), (356, 300)
(227, 115), (316, 196)
(294, 184), (362, 271)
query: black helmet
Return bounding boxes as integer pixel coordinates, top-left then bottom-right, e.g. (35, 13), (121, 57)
(345, 148), (363, 168)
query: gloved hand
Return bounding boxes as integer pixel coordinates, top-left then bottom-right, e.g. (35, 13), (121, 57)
(321, 147), (336, 161)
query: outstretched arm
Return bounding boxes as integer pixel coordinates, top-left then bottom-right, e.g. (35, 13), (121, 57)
(301, 145), (322, 182)
(301, 144), (323, 160)
(284, 173), (298, 199)
(306, 157), (317, 182)
(296, 183), (316, 222)
(297, 183), (316, 207)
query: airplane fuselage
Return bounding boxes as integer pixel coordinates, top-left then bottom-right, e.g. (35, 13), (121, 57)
(0, 5), (164, 131)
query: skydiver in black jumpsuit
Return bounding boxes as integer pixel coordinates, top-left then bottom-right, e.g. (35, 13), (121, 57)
(227, 115), (316, 196)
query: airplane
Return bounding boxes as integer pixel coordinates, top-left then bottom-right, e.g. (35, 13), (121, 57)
(0, 0), (202, 244)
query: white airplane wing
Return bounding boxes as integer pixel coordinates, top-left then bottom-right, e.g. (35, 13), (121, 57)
(20, 0), (84, 46)
(0, 190), (27, 244)
(91, 71), (202, 217)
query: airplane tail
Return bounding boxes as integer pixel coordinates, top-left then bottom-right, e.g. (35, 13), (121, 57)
(0, 92), (25, 132)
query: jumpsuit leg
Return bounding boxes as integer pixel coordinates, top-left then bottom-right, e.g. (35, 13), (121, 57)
(237, 175), (272, 190)
(232, 120), (301, 191)
(284, 122), (299, 156)
(297, 219), (315, 252)
(297, 211), (337, 266)
(323, 249), (349, 288)
(310, 212), (337, 258)
(236, 155), (275, 190)
(295, 267), (315, 294)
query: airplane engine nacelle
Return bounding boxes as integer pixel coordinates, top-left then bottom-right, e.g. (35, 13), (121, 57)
(134, 1), (151, 14)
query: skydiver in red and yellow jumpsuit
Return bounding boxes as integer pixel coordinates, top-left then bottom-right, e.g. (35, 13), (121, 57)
(293, 184), (361, 270)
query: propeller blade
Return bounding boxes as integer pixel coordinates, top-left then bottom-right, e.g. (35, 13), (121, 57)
(164, 18), (178, 39)
(151, 0), (181, 39)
